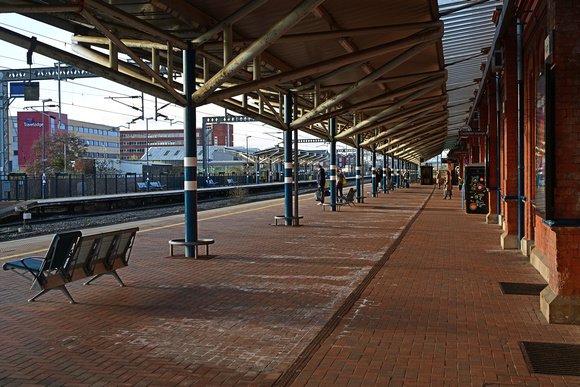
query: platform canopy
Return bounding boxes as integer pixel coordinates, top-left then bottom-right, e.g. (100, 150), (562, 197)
(0, 0), (499, 163)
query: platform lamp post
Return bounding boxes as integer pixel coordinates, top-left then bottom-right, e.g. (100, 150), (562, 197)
(145, 117), (152, 192)
(246, 135), (252, 184)
(41, 98), (53, 199)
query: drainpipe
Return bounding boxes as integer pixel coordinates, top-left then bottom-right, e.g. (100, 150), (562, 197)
(517, 18), (524, 250)
(496, 73), (501, 224)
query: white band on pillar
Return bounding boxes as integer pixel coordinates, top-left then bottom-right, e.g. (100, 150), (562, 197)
(284, 162), (293, 169)
(330, 164), (336, 170)
(284, 177), (293, 183)
(184, 157), (197, 167)
(184, 181), (197, 191)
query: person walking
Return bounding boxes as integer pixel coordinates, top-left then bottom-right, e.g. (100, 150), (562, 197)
(316, 165), (326, 205)
(435, 171), (442, 189)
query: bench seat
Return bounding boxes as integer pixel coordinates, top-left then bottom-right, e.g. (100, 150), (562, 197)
(3, 228), (138, 304)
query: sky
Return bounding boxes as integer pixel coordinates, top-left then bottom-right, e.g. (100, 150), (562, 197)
(0, 14), (318, 151)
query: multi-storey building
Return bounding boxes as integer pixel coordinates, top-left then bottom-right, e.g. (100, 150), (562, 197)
(12, 112), (120, 172)
(120, 123), (233, 160)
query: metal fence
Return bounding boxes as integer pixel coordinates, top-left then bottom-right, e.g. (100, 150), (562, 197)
(0, 172), (325, 201)
(0, 169), (376, 201)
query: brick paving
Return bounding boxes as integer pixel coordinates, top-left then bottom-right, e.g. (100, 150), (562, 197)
(1, 184), (580, 386)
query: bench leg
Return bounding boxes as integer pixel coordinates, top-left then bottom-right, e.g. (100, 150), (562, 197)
(84, 271), (126, 287)
(29, 285), (76, 304)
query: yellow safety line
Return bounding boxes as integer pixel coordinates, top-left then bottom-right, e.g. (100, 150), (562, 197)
(2, 248), (46, 261)
(1, 197), (300, 260)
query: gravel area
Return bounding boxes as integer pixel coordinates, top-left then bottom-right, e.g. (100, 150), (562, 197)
(0, 190), (294, 242)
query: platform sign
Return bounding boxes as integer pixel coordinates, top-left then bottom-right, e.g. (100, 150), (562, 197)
(10, 82), (39, 100)
(464, 163), (488, 214)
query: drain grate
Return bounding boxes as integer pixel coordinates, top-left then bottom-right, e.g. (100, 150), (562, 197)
(499, 282), (546, 296)
(519, 341), (580, 377)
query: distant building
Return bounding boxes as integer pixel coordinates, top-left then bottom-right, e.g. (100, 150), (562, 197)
(12, 112), (120, 172)
(120, 128), (183, 160)
(120, 123), (233, 160)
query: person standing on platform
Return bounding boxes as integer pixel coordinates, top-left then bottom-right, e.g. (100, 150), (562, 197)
(386, 167), (392, 191)
(404, 170), (410, 188)
(436, 171), (442, 189)
(443, 171), (453, 199)
(336, 168), (345, 198)
(317, 165), (326, 205)
(376, 167), (383, 191)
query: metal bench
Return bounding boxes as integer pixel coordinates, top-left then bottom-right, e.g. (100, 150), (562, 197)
(339, 188), (357, 207)
(226, 178), (237, 185)
(3, 228), (138, 303)
(137, 182), (148, 191)
(168, 238), (215, 258)
(150, 181), (166, 190)
(273, 215), (303, 225)
(206, 179), (218, 187)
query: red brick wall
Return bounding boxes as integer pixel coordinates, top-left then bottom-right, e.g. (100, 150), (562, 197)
(550, 0), (580, 219)
(529, 0), (580, 297)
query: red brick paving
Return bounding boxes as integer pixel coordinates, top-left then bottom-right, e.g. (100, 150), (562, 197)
(1, 185), (580, 386)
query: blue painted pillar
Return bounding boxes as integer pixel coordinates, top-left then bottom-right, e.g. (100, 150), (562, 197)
(396, 158), (400, 188)
(371, 149), (377, 197)
(383, 154), (388, 193)
(356, 134), (362, 203)
(256, 156), (260, 184)
(391, 156), (395, 190)
(330, 118), (337, 211)
(284, 94), (293, 225)
(183, 43), (197, 257)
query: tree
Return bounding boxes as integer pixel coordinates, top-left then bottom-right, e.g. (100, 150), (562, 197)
(95, 159), (122, 174)
(28, 131), (88, 174)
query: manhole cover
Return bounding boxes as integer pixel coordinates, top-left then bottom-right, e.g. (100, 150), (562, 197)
(499, 282), (546, 296)
(519, 341), (580, 376)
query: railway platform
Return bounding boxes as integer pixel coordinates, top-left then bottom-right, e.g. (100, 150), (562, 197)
(1, 184), (579, 386)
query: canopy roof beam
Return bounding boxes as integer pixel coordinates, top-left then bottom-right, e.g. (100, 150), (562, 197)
(192, 0), (327, 104)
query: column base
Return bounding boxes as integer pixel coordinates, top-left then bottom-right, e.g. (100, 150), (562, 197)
(498, 215), (504, 228)
(486, 213), (499, 224)
(520, 237), (534, 257)
(530, 245), (550, 282)
(500, 231), (518, 250)
(541, 286), (580, 324)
